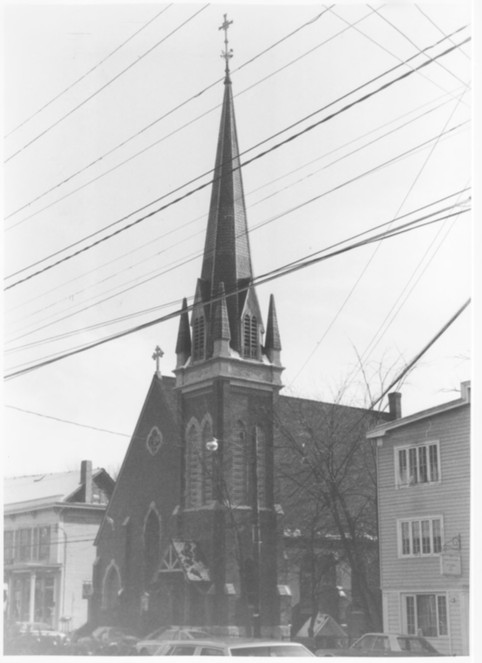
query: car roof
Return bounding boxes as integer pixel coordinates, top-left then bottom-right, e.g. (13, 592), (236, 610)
(156, 638), (309, 647)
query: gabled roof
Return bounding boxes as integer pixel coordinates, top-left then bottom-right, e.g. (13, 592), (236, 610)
(4, 467), (110, 508)
(366, 383), (470, 439)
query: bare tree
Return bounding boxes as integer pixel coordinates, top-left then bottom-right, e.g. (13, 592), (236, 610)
(274, 360), (413, 638)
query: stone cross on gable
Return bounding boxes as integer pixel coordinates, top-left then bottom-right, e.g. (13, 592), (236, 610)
(219, 14), (233, 73)
(152, 345), (164, 377)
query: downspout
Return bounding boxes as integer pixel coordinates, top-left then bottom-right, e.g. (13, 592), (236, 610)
(57, 524), (68, 627)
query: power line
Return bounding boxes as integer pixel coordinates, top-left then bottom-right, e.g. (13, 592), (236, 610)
(5, 91), (464, 335)
(4, 206), (469, 380)
(368, 4), (469, 89)
(289, 83), (469, 386)
(6, 194), (466, 353)
(3, 5), (363, 226)
(370, 298), (471, 408)
(4, 4), (209, 163)
(4, 85), (466, 329)
(415, 5), (470, 60)
(5, 13), (464, 232)
(4, 123), (470, 346)
(330, 6), (469, 104)
(5, 405), (130, 437)
(4, 5), (172, 138)
(4, 34), (471, 290)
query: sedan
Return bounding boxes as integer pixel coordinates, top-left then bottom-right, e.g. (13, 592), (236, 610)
(150, 637), (314, 656)
(315, 632), (440, 656)
(136, 627), (211, 655)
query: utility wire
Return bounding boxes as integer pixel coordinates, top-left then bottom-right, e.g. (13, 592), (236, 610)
(4, 5), (172, 138)
(4, 85), (466, 322)
(289, 82), (469, 386)
(5, 91), (465, 335)
(368, 4), (469, 89)
(4, 34), (471, 290)
(4, 207), (469, 380)
(3, 5), (363, 225)
(4, 4), (209, 163)
(6, 195), (468, 353)
(415, 5), (470, 60)
(5, 405), (130, 437)
(330, 6), (469, 102)
(370, 298), (471, 408)
(5, 12), (463, 230)
(5, 123), (470, 346)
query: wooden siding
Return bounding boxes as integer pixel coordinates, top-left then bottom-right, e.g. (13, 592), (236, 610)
(382, 589), (469, 656)
(61, 518), (102, 630)
(377, 404), (469, 656)
(377, 405), (469, 592)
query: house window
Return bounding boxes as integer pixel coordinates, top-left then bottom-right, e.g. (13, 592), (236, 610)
(18, 529), (32, 562)
(398, 517), (443, 557)
(144, 509), (161, 585)
(396, 442), (440, 487)
(38, 526), (51, 561)
(404, 594), (448, 637)
(4, 530), (14, 565)
(192, 316), (205, 361)
(243, 314), (258, 359)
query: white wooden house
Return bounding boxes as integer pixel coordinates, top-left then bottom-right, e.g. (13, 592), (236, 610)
(4, 461), (114, 632)
(367, 383), (470, 656)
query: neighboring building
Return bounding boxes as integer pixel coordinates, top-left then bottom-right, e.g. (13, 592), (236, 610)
(91, 19), (389, 639)
(3, 461), (114, 632)
(367, 384), (470, 656)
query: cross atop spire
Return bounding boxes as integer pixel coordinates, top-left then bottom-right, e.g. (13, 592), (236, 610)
(152, 345), (164, 377)
(219, 14), (233, 80)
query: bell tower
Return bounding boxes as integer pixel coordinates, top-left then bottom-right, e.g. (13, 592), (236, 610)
(172, 15), (289, 637)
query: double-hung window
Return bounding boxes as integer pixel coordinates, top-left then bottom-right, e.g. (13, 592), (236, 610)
(396, 442), (440, 487)
(404, 593), (448, 637)
(399, 517), (443, 557)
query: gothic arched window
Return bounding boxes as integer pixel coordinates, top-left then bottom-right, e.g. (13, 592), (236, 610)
(185, 420), (202, 507)
(192, 316), (205, 361)
(255, 426), (266, 508)
(102, 561), (121, 612)
(243, 314), (258, 359)
(144, 507), (161, 585)
(201, 416), (214, 503)
(231, 420), (247, 505)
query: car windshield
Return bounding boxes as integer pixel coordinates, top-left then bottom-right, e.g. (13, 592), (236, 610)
(230, 644), (313, 656)
(351, 635), (377, 651)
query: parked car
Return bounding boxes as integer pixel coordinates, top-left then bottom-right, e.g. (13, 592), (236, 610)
(315, 632), (441, 656)
(136, 627), (211, 655)
(74, 625), (139, 655)
(3, 622), (70, 655)
(14, 621), (69, 641)
(148, 638), (314, 656)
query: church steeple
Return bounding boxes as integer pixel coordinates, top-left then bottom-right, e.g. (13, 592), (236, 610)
(199, 15), (257, 353)
(176, 16), (281, 367)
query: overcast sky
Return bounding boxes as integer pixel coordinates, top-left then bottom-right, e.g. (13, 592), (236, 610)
(2, 1), (475, 478)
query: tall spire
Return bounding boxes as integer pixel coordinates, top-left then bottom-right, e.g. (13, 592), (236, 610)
(200, 15), (255, 351)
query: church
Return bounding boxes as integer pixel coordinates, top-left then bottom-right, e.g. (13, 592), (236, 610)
(91, 16), (390, 639)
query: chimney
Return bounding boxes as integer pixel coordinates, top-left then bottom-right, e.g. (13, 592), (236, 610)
(80, 460), (93, 503)
(460, 381), (471, 402)
(388, 392), (402, 420)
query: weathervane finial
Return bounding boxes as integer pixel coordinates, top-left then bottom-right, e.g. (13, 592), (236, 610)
(219, 13), (233, 79)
